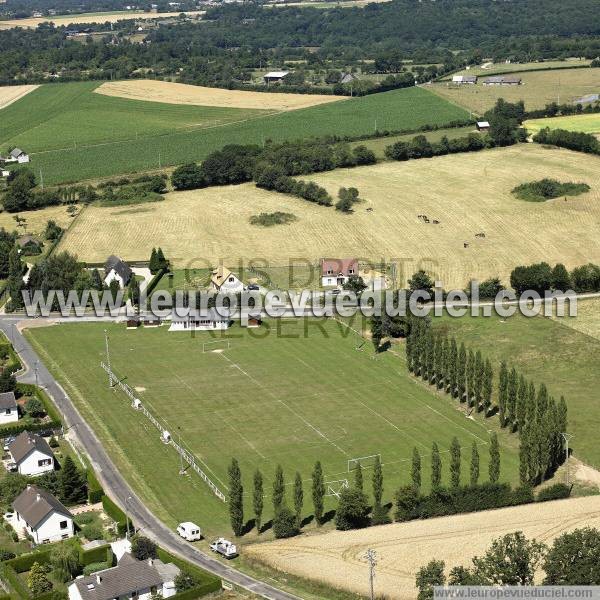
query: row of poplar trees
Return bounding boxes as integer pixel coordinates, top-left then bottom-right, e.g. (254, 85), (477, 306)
(406, 319), (568, 486)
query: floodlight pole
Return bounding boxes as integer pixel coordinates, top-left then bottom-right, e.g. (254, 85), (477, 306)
(365, 548), (376, 600)
(104, 329), (113, 388)
(561, 433), (573, 485)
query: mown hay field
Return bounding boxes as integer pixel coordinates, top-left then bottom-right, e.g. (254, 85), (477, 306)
(525, 113), (600, 135)
(246, 495), (600, 600)
(58, 145), (600, 288)
(27, 320), (519, 535)
(95, 80), (346, 111)
(11, 85), (468, 184)
(0, 84), (38, 109)
(430, 67), (600, 114)
(0, 10), (203, 28)
(0, 204), (74, 234)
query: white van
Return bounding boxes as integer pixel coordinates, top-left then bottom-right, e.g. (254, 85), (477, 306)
(176, 522), (202, 541)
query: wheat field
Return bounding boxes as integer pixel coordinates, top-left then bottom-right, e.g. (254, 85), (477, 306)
(57, 144), (600, 288)
(0, 85), (39, 110)
(95, 80), (346, 111)
(246, 495), (600, 599)
(0, 10), (203, 29)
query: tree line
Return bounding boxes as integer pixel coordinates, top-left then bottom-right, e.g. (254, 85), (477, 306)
(405, 320), (568, 486)
(510, 261), (600, 294)
(533, 127), (600, 155)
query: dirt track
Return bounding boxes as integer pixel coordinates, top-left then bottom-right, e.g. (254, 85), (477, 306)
(246, 495), (600, 599)
(95, 79), (346, 111)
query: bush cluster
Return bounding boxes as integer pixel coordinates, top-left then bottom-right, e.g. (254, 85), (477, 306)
(512, 178), (590, 201)
(385, 132), (486, 161)
(533, 128), (600, 155)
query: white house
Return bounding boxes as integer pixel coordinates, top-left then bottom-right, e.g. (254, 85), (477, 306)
(8, 431), (55, 477)
(104, 255), (133, 288)
(0, 392), (19, 424)
(12, 485), (74, 544)
(210, 266), (244, 294)
(321, 258), (359, 287)
(169, 308), (230, 332)
(7, 148), (30, 164)
(68, 553), (180, 600)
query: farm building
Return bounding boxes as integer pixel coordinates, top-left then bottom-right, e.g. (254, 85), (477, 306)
(482, 76), (522, 86)
(16, 235), (42, 256)
(264, 71), (290, 84)
(169, 308), (231, 331)
(68, 552), (180, 600)
(452, 75), (477, 84)
(573, 93), (599, 105)
(211, 266), (244, 294)
(8, 431), (55, 477)
(6, 148), (30, 164)
(12, 485), (74, 544)
(476, 121), (490, 131)
(321, 258), (359, 287)
(104, 255), (133, 288)
(0, 391), (19, 424)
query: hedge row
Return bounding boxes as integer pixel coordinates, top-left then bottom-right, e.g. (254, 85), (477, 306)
(87, 469), (104, 504)
(79, 542), (111, 567)
(101, 495), (131, 536)
(0, 341), (22, 374)
(145, 267), (168, 300)
(536, 483), (572, 502)
(0, 546), (54, 598)
(157, 547), (221, 589)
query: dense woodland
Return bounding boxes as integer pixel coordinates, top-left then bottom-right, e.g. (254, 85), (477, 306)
(1, 0), (600, 86)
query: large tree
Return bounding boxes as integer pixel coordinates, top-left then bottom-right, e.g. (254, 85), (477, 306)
(543, 527), (600, 585)
(311, 461), (325, 525)
(449, 437), (461, 488)
(488, 433), (500, 484)
(252, 469), (264, 533)
(431, 442), (442, 491)
(228, 458), (244, 537)
(293, 472), (304, 529)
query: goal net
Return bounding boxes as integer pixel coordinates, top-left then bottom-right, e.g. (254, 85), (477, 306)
(202, 340), (231, 353)
(325, 479), (349, 498)
(348, 454), (381, 472)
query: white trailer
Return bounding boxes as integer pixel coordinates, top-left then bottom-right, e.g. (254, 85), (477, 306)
(210, 538), (238, 559)
(177, 521), (202, 541)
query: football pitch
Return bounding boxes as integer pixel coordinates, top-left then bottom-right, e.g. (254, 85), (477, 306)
(27, 319), (519, 535)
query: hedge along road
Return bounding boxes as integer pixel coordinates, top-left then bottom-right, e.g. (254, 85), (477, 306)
(0, 316), (300, 600)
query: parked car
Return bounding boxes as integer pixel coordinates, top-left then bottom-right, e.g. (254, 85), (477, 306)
(177, 522), (202, 541)
(247, 284), (260, 291)
(210, 538), (238, 558)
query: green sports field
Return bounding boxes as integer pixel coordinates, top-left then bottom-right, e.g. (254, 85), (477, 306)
(27, 319), (519, 537)
(1, 82), (470, 184)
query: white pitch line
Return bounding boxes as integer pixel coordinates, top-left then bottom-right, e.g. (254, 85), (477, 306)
(219, 353), (350, 458)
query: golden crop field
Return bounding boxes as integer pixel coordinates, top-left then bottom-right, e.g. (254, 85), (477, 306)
(0, 10), (203, 29)
(430, 67), (600, 114)
(525, 113), (600, 135)
(246, 495), (600, 600)
(57, 145), (600, 288)
(0, 205), (74, 234)
(95, 80), (346, 111)
(0, 84), (38, 109)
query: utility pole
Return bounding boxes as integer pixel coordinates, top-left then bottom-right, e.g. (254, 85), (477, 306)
(34, 360), (39, 387)
(104, 329), (113, 388)
(125, 495), (132, 539)
(178, 426), (185, 475)
(561, 432), (573, 485)
(364, 548), (377, 600)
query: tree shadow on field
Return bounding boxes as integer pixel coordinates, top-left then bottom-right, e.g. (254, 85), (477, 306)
(321, 509), (336, 525)
(259, 519), (273, 534)
(242, 518), (256, 536)
(301, 514), (314, 528)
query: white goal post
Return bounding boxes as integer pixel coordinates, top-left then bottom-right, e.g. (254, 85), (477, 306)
(202, 340), (231, 353)
(348, 454), (381, 472)
(325, 479), (349, 498)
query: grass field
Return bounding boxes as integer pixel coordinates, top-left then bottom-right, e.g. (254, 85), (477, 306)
(435, 309), (600, 470)
(0, 84), (38, 109)
(247, 495), (600, 599)
(525, 113), (600, 135)
(430, 67), (600, 114)
(0, 82), (271, 154)
(95, 80), (346, 110)
(27, 320), (520, 536)
(3, 84), (468, 184)
(445, 59), (592, 78)
(0, 10), (203, 28)
(58, 145), (600, 288)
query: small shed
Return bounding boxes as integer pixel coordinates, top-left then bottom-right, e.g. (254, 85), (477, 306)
(264, 71), (290, 84)
(476, 121), (490, 131)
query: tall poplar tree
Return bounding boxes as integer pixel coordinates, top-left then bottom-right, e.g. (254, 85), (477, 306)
(293, 472), (304, 528)
(272, 464), (285, 513)
(482, 358), (493, 415)
(450, 437), (461, 488)
(412, 447), (421, 491)
(431, 442), (442, 491)
(489, 433), (500, 484)
(312, 461), (325, 525)
(498, 362), (508, 426)
(470, 441), (480, 486)
(253, 469), (264, 533)
(228, 458), (244, 537)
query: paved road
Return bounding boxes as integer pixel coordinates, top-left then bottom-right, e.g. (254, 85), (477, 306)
(0, 317), (301, 600)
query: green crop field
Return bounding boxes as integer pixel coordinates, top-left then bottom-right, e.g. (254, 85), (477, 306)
(525, 113), (600, 135)
(0, 81), (271, 154)
(435, 308), (600, 471)
(27, 320), (519, 537)
(2, 83), (469, 184)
